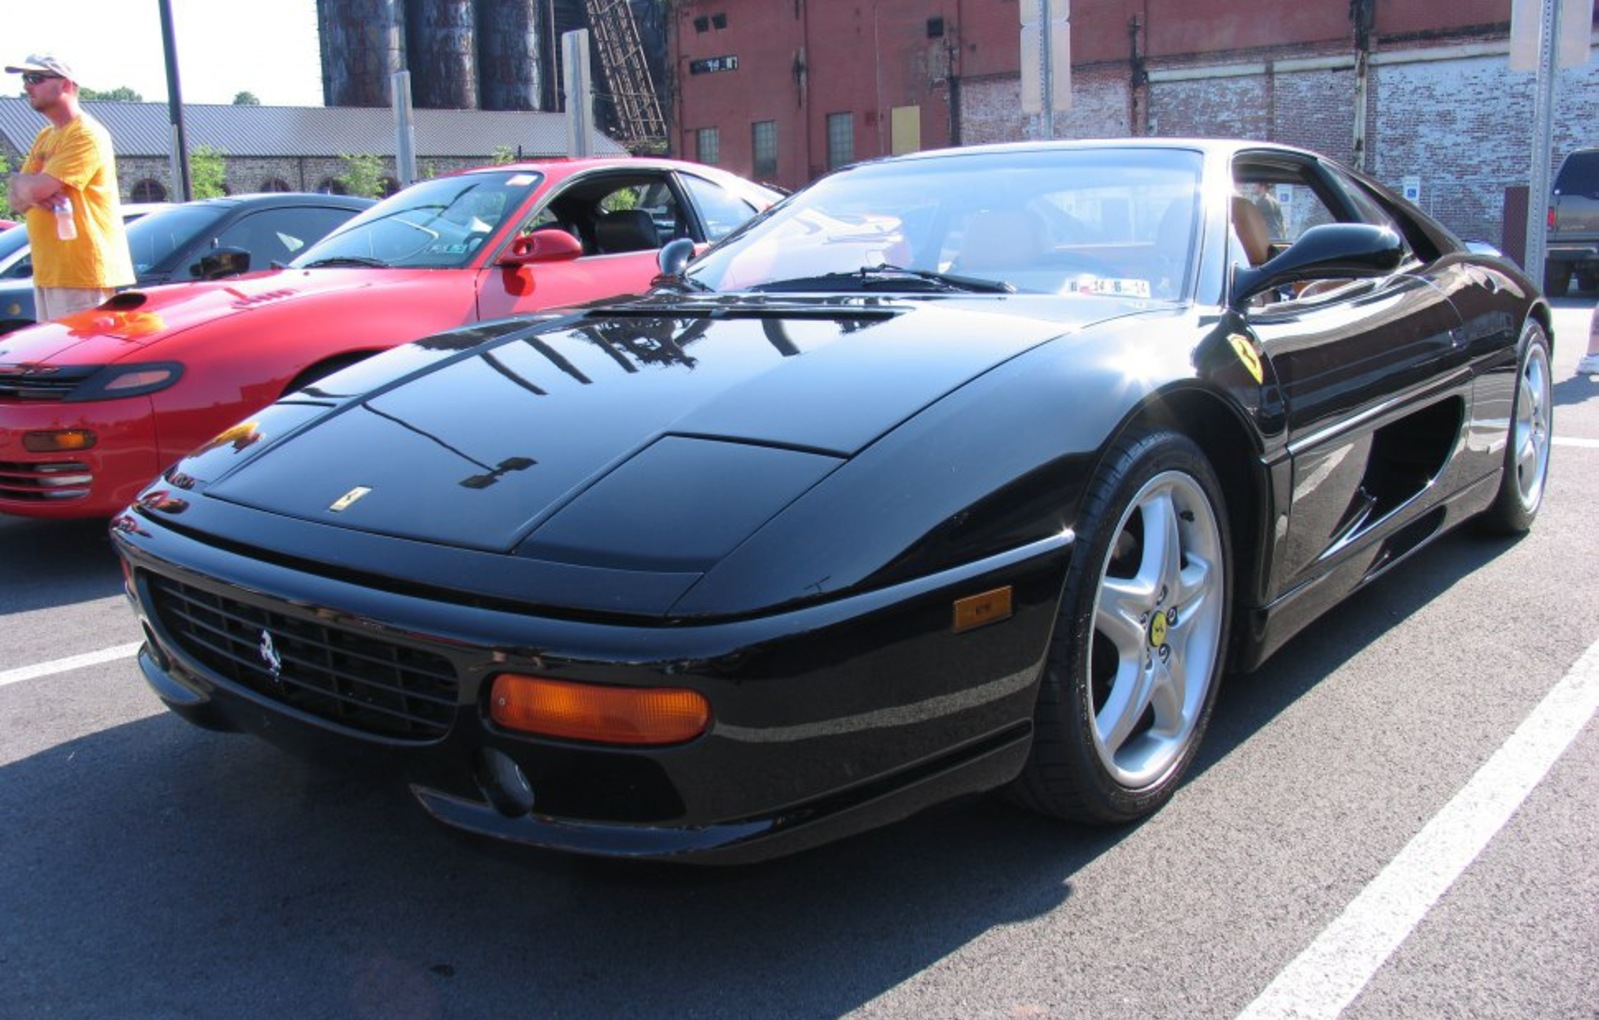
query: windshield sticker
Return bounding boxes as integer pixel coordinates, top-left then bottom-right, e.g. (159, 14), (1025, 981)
(507, 174), (537, 186)
(1072, 276), (1152, 298)
(427, 243), (470, 255)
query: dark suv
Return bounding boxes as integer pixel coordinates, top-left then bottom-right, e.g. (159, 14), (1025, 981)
(1546, 147), (1599, 296)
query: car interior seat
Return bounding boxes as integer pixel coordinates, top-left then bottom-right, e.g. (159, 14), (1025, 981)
(955, 208), (1046, 273)
(593, 209), (662, 254)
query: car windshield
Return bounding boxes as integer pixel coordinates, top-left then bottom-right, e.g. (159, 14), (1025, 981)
(293, 170), (544, 270)
(125, 204), (228, 276)
(685, 147), (1205, 300)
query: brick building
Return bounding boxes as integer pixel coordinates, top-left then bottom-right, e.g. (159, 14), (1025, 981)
(669, 0), (1599, 248)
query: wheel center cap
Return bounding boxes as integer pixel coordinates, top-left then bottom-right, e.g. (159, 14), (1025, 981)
(1148, 612), (1168, 648)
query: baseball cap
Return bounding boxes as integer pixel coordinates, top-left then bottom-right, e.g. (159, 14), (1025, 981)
(5, 54), (76, 83)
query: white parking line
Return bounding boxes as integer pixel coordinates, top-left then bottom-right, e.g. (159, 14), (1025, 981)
(0, 642), (142, 689)
(1236, 638), (1599, 1020)
(1553, 436), (1599, 448)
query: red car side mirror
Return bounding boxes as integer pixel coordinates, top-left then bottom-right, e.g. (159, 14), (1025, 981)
(499, 229), (584, 266)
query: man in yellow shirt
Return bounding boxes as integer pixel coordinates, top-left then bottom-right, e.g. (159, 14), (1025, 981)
(5, 53), (135, 319)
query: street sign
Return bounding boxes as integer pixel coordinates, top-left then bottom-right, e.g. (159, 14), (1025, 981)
(1020, 0), (1071, 132)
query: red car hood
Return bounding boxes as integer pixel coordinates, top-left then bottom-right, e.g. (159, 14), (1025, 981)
(0, 268), (440, 366)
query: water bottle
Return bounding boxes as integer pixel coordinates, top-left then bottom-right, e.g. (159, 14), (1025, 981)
(55, 197), (77, 241)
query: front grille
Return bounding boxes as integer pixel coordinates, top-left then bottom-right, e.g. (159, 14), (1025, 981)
(146, 572), (459, 741)
(0, 365), (97, 401)
(0, 460), (92, 501)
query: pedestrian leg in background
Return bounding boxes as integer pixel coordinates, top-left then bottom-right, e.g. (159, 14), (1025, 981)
(34, 285), (115, 320)
(1578, 303), (1599, 376)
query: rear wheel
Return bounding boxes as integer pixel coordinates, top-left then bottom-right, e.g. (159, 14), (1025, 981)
(1011, 429), (1231, 824)
(1478, 321), (1552, 534)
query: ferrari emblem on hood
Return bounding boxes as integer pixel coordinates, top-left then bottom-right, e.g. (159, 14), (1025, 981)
(329, 486), (372, 512)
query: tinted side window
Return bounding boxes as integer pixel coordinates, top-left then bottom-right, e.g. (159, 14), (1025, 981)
(216, 207), (358, 270)
(1555, 151), (1599, 195)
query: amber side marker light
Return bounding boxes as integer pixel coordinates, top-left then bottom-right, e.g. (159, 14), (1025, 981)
(489, 674), (711, 745)
(23, 429), (96, 452)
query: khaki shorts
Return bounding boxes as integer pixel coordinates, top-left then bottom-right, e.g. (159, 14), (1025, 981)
(34, 286), (116, 321)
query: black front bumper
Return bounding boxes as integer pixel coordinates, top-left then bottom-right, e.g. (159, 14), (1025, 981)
(117, 516), (1069, 863)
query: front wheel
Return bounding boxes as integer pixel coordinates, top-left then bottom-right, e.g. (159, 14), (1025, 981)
(1011, 429), (1231, 824)
(1478, 321), (1552, 534)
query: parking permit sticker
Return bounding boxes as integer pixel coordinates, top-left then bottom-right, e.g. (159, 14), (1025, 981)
(428, 244), (470, 254)
(1072, 276), (1152, 298)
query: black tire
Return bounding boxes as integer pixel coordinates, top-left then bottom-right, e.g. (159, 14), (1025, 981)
(1010, 428), (1231, 824)
(1478, 321), (1552, 534)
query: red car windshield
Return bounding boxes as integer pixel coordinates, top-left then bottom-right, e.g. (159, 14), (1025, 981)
(293, 170), (545, 270)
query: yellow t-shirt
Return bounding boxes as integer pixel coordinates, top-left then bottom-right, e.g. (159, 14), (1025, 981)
(22, 113), (136, 290)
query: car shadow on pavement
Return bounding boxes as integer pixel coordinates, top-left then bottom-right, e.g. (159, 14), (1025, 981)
(1, 709), (1115, 1019)
(0, 504), (1549, 1019)
(0, 514), (125, 613)
(1554, 370), (1598, 410)
(1194, 524), (1530, 781)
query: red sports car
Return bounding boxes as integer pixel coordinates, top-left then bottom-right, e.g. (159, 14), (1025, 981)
(0, 157), (780, 518)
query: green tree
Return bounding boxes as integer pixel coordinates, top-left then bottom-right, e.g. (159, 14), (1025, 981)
(490, 145), (516, 165)
(233, 91), (261, 106)
(190, 144), (228, 199)
(0, 154), (14, 220)
(81, 86), (142, 101)
(337, 153), (387, 199)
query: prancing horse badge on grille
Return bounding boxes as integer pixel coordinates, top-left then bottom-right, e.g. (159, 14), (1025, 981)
(258, 630), (284, 682)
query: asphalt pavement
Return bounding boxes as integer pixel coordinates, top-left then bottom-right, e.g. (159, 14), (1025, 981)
(1, 297), (1595, 1020)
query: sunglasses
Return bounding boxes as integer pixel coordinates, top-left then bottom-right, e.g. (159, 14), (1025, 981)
(21, 72), (62, 86)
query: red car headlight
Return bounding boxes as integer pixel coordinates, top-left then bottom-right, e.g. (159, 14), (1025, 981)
(66, 362), (184, 402)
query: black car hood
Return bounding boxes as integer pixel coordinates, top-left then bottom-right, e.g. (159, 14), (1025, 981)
(198, 297), (1146, 557)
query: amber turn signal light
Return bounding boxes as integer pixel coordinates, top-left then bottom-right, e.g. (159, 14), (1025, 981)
(489, 674), (711, 745)
(23, 429), (96, 452)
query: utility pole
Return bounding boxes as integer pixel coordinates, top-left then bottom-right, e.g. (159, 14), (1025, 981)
(1511, 0), (1591, 285)
(157, 0), (192, 201)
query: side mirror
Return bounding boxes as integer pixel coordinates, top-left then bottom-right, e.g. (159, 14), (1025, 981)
(656, 237), (697, 278)
(1230, 223), (1404, 307)
(192, 247), (252, 281)
(498, 229), (583, 266)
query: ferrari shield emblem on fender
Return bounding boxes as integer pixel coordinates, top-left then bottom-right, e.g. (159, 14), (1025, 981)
(328, 485), (372, 512)
(1227, 333), (1264, 384)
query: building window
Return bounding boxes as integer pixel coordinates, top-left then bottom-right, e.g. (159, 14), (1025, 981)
(752, 121), (778, 181)
(711, 13), (727, 29)
(826, 112), (854, 170)
(261, 177), (292, 193)
(697, 127), (720, 166)
(693, 16), (709, 32)
(130, 178), (167, 202)
(316, 177), (348, 195)
(927, 16), (945, 38)
(380, 177), (402, 197)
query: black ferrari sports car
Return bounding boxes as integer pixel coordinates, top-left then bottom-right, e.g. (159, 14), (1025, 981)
(111, 139), (1553, 863)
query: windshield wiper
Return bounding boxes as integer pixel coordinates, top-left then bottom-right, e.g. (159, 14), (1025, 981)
(299, 255), (391, 269)
(865, 263), (1015, 293)
(751, 265), (1014, 294)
